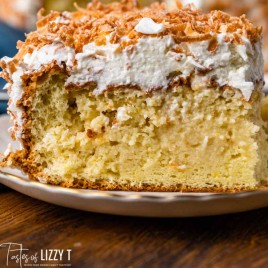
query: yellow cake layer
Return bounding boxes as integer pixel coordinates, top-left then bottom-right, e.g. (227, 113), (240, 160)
(15, 73), (267, 191)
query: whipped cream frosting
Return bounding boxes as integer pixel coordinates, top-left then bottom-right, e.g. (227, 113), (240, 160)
(66, 32), (263, 99)
(23, 42), (75, 70)
(67, 36), (179, 93)
(134, 18), (165, 34)
(2, 21), (264, 140)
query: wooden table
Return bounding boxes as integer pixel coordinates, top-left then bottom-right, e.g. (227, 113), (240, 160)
(1, 186), (268, 268)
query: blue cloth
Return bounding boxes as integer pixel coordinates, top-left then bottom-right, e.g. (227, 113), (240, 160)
(0, 100), (7, 114)
(0, 22), (26, 114)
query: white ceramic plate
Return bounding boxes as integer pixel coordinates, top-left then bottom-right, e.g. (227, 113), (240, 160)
(1, 115), (268, 217)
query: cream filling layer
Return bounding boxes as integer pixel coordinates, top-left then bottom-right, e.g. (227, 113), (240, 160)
(2, 34), (263, 141)
(67, 34), (263, 99)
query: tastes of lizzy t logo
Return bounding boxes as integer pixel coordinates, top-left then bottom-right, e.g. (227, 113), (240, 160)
(0, 243), (72, 267)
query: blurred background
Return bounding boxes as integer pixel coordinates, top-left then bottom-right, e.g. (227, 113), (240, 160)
(0, 0), (267, 114)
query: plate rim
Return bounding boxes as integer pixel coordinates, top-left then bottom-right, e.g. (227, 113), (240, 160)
(2, 169), (268, 218)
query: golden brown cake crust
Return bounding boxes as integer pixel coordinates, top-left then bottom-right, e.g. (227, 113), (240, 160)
(55, 179), (259, 193)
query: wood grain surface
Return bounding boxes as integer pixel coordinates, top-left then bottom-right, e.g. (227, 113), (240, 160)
(1, 186), (268, 268)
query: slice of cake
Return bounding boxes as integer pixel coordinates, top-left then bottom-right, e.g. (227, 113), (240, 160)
(1, 0), (268, 192)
